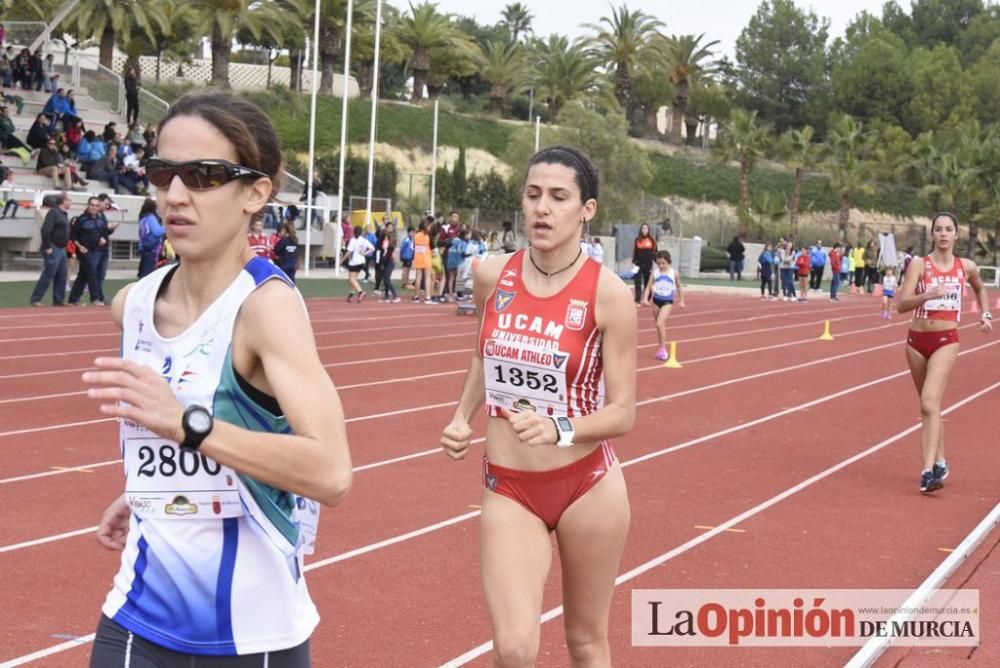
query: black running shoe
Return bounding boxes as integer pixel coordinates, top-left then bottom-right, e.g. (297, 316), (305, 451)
(920, 470), (943, 494)
(932, 462), (949, 482)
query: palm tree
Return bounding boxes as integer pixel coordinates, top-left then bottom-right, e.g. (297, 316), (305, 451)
(779, 126), (822, 237)
(529, 35), (602, 121)
(190, 0), (288, 88)
(312, 0), (376, 92)
(825, 113), (875, 241)
(630, 44), (673, 136)
(583, 4), (663, 109)
(477, 40), (527, 115)
(67, 0), (167, 69)
(500, 2), (533, 43)
(395, 2), (470, 103)
(713, 108), (771, 214)
(956, 121), (994, 258)
(662, 33), (720, 144)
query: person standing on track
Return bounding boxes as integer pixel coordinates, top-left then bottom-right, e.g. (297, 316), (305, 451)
(632, 223), (657, 304)
(411, 217), (433, 303)
(644, 250), (685, 360)
(897, 212), (992, 494)
(343, 225), (374, 303)
(82, 91), (353, 667)
(440, 145), (636, 667)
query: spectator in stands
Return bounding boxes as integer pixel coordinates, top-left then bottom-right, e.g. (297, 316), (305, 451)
(14, 48), (30, 89)
(29, 49), (43, 90)
(77, 130), (105, 170)
(42, 53), (57, 92)
(36, 136), (74, 190)
(68, 197), (108, 305)
(142, 123), (157, 151)
(65, 118), (84, 151)
(58, 140), (89, 188)
(65, 89), (79, 121)
(0, 49), (9, 88)
(136, 197), (163, 278)
(29, 192), (72, 307)
(102, 121), (117, 143)
(247, 219), (273, 258)
(126, 122), (145, 146)
(88, 141), (121, 191)
(0, 105), (30, 162)
(273, 220), (299, 283)
(120, 144), (148, 194)
(27, 113), (54, 150)
(124, 66), (140, 125)
(43, 88), (72, 128)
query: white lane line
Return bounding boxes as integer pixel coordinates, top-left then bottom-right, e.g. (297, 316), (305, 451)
(0, 634), (97, 668)
(0, 526), (98, 554)
(844, 501), (1000, 668)
(440, 372), (1000, 667)
(0, 303), (877, 379)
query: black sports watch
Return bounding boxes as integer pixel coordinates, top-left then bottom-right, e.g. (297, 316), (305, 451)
(180, 405), (214, 450)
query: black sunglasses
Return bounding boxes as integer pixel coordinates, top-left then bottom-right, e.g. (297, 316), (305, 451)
(146, 158), (269, 191)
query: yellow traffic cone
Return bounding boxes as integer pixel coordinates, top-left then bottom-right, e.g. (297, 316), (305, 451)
(663, 341), (683, 368)
(819, 320), (834, 341)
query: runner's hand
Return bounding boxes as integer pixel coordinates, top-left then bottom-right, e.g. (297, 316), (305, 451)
(980, 317), (993, 334)
(96, 495), (130, 551)
(925, 284), (948, 300)
(441, 417), (474, 460)
(83, 357), (185, 443)
(500, 407), (557, 447)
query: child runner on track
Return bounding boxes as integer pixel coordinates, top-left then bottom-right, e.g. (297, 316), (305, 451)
(440, 145), (637, 667)
(643, 250), (685, 361)
(880, 266), (897, 319)
(897, 212), (992, 493)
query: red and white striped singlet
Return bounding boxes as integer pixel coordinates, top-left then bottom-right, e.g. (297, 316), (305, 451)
(479, 250), (604, 418)
(915, 256), (965, 322)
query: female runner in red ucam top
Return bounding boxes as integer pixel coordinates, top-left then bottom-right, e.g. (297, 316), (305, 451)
(440, 146), (636, 667)
(897, 212), (993, 494)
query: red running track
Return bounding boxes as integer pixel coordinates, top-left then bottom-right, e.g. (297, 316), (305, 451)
(0, 292), (997, 667)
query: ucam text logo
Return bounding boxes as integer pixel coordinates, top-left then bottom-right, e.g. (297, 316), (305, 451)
(496, 313), (564, 341)
(631, 589), (979, 648)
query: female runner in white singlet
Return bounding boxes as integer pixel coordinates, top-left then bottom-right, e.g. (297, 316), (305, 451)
(441, 146), (637, 667)
(83, 92), (353, 667)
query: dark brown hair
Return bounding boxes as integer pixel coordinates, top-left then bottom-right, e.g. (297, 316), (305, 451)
(158, 90), (283, 195)
(525, 145), (599, 202)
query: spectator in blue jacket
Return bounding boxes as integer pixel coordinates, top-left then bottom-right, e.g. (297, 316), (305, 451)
(809, 240), (827, 292)
(136, 198), (163, 278)
(757, 243), (775, 300)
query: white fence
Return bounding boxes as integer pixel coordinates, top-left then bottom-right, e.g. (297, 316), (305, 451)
(110, 54), (359, 96)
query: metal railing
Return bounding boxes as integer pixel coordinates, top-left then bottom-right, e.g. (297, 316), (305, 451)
(70, 52), (124, 114)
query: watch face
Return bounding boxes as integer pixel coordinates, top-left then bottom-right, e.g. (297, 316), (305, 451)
(557, 417), (573, 431)
(188, 409), (212, 434)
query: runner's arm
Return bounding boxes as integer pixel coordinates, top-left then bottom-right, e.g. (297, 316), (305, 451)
(199, 280), (353, 506)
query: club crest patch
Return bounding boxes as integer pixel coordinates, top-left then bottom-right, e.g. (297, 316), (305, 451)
(495, 290), (516, 312)
(565, 299), (588, 330)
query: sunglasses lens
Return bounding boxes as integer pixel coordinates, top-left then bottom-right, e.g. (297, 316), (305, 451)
(147, 162), (234, 190)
